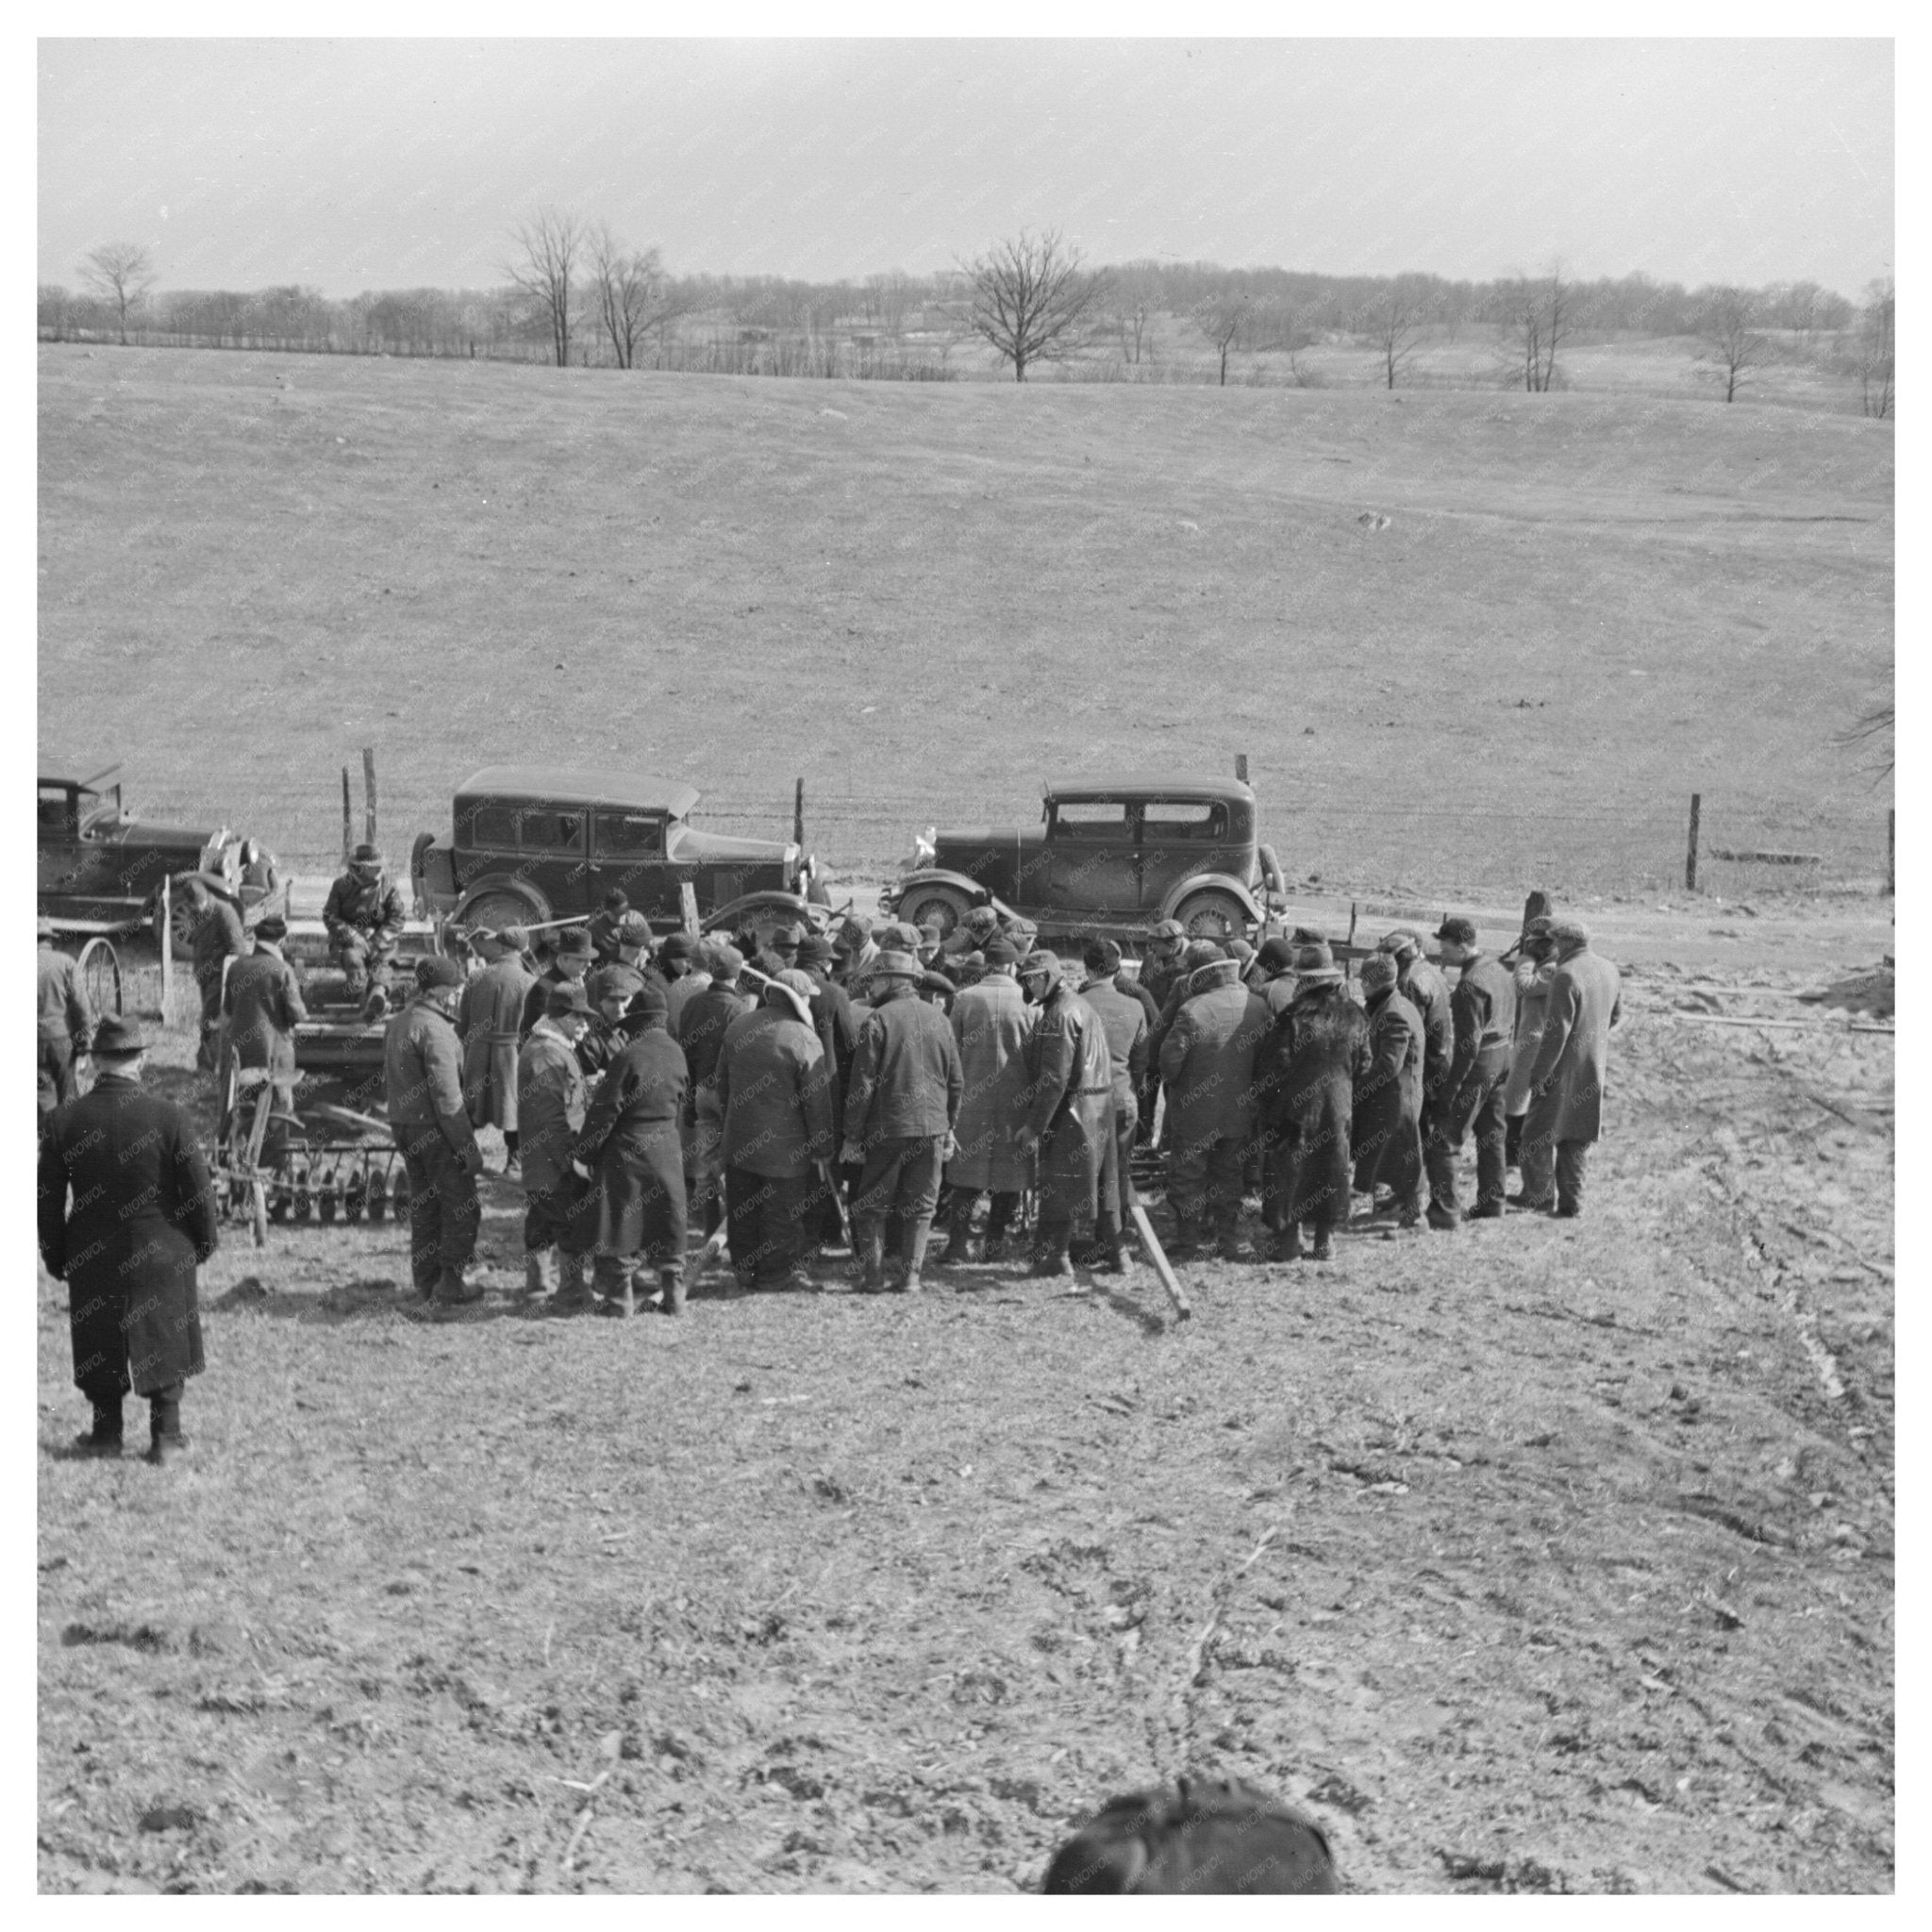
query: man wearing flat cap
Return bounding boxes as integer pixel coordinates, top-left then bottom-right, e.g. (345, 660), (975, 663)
(940, 935), (1037, 1262)
(1159, 953), (1270, 1262)
(517, 981), (598, 1307)
(660, 930), (710, 1036)
(37, 917), (93, 1125)
(1424, 917), (1518, 1226)
(1376, 927), (1453, 1136)
(1016, 950), (1117, 1277)
(520, 924), (596, 1041)
(841, 951), (964, 1292)
(1351, 953), (1425, 1226)
(385, 955), (486, 1304)
(1254, 943), (1371, 1262)
(324, 841), (406, 1022)
(714, 969), (836, 1291)
(1253, 936), (1300, 1019)
(678, 941), (757, 1241)
(576, 962), (645, 1080)
(39, 1014), (218, 1461)
(220, 912), (308, 1160)
(575, 976), (690, 1314)
(941, 905), (1003, 965)
(1076, 939), (1151, 1269)
(1517, 921), (1622, 1218)
(458, 928), (536, 1174)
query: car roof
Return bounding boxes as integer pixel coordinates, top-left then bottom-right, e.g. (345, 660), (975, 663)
(1042, 774), (1254, 805)
(39, 758), (125, 792)
(454, 767), (701, 817)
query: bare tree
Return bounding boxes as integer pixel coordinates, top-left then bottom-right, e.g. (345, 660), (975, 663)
(1696, 287), (1767, 403)
(1113, 298), (1154, 366)
(1857, 277), (1894, 419)
(1366, 277), (1432, 390)
(1835, 701), (1894, 776)
(78, 242), (157, 344)
(958, 229), (1108, 382)
(860, 271), (913, 336)
(1193, 293), (1249, 386)
(588, 225), (680, 370)
(1500, 262), (1570, 391)
(506, 207), (585, 367)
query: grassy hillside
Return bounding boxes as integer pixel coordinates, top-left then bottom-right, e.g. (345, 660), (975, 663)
(38, 345), (1891, 899)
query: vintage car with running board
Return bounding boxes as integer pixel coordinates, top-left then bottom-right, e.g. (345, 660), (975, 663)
(880, 774), (1289, 945)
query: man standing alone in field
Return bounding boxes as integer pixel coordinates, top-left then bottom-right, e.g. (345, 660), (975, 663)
(38, 1015), (217, 1462)
(36, 917), (92, 1124)
(458, 929), (535, 1175)
(384, 956), (486, 1305)
(1516, 921), (1623, 1219)
(1424, 916), (1517, 1226)
(841, 950), (963, 1293)
(324, 842), (406, 1023)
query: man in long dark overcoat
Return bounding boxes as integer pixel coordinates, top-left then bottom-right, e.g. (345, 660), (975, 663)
(221, 912), (308, 1162)
(1377, 927), (1453, 1135)
(1016, 950), (1116, 1278)
(1350, 954), (1424, 1225)
(458, 928), (535, 1174)
(517, 982), (597, 1307)
(575, 979), (691, 1314)
(841, 951), (963, 1293)
(1518, 921), (1623, 1218)
(37, 917), (93, 1125)
(939, 937), (1036, 1262)
(678, 941), (756, 1240)
(1158, 955), (1269, 1261)
(1255, 944), (1372, 1263)
(38, 1015), (217, 1461)
(799, 931), (860, 1244)
(384, 955), (486, 1304)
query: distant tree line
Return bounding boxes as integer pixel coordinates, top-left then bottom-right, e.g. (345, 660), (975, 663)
(37, 225), (1894, 416)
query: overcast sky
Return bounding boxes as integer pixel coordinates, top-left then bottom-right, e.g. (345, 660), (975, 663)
(38, 38), (1892, 300)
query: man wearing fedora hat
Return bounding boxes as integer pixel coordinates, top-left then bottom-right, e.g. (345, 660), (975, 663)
(519, 924), (596, 1041)
(1351, 954), (1426, 1227)
(324, 842), (407, 1022)
(1517, 920), (1623, 1218)
(37, 916), (93, 1125)
(714, 969), (836, 1291)
(39, 1014), (217, 1461)
(1376, 928), (1453, 1136)
(1015, 950), (1116, 1277)
(1424, 916), (1518, 1226)
(220, 912), (308, 1158)
(840, 949), (963, 1292)
(677, 941), (756, 1241)
(1158, 951), (1270, 1262)
(1254, 943), (1371, 1262)
(517, 980), (598, 1307)
(458, 928), (536, 1175)
(1502, 916), (1559, 1177)
(185, 873), (247, 1072)
(575, 977), (690, 1314)
(385, 955), (487, 1304)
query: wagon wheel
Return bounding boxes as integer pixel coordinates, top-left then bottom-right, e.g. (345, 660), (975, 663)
(76, 937), (123, 1018)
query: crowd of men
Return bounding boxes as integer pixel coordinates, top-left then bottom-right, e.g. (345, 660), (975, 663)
(372, 879), (1623, 1313)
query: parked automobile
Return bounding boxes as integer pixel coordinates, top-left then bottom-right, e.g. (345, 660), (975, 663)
(37, 756), (262, 956)
(880, 774), (1288, 945)
(410, 765), (828, 947)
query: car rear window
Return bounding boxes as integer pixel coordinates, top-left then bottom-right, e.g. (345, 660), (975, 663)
(464, 804), (519, 848)
(39, 791), (72, 835)
(597, 811), (663, 858)
(521, 808), (586, 856)
(1053, 801), (1129, 840)
(1141, 802), (1226, 841)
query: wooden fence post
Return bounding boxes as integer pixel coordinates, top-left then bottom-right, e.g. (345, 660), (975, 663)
(1235, 753), (1250, 785)
(341, 768), (353, 864)
(1887, 808), (1895, 897)
(362, 747), (378, 846)
(158, 872), (173, 1015)
(1685, 793), (1702, 892)
(793, 777), (805, 849)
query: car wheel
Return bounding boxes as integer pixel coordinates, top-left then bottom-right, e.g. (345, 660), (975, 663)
(1172, 889), (1249, 945)
(453, 885), (548, 939)
(900, 884), (975, 939)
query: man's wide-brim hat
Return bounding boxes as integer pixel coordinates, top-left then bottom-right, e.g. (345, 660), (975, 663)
(615, 912), (654, 946)
(797, 933), (835, 968)
(764, 969), (817, 1024)
(872, 949), (922, 981)
(92, 1014), (146, 1058)
(1359, 954), (1398, 992)
(556, 927), (595, 960)
(1293, 942), (1343, 982)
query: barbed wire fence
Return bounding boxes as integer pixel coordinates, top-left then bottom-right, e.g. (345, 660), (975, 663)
(154, 777), (1892, 909)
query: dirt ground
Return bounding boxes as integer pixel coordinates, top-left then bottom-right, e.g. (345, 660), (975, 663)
(36, 924), (1893, 1893)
